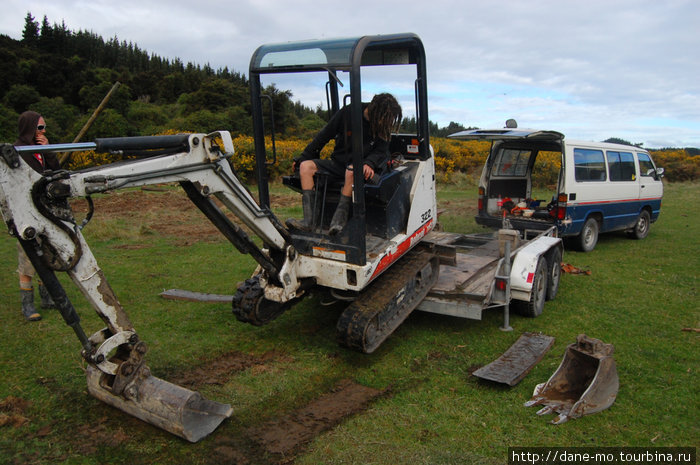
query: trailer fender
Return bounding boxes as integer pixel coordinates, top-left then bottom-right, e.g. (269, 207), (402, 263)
(510, 236), (562, 300)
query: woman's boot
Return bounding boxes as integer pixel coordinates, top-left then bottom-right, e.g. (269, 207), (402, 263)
(21, 288), (42, 321)
(38, 283), (56, 309)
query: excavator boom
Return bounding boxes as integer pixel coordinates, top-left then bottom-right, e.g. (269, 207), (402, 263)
(0, 132), (302, 441)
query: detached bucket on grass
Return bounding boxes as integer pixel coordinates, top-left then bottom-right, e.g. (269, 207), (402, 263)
(524, 334), (619, 424)
(87, 364), (233, 442)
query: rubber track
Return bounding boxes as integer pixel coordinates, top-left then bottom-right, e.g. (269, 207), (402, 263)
(336, 248), (439, 353)
(232, 276), (290, 326)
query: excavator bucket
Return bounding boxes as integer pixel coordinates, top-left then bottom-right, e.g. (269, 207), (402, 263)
(86, 365), (233, 442)
(524, 334), (619, 424)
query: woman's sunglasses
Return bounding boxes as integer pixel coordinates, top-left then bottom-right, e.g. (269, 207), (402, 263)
(37, 125), (46, 130)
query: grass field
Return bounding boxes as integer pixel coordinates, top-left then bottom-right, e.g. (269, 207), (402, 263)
(0, 180), (697, 465)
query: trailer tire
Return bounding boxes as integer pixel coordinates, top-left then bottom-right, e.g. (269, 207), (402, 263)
(577, 217), (599, 252)
(514, 256), (548, 318)
(546, 247), (561, 301)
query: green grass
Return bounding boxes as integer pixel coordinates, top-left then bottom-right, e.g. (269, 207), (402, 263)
(0, 181), (697, 464)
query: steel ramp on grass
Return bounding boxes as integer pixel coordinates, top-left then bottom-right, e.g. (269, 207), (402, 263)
(472, 332), (555, 386)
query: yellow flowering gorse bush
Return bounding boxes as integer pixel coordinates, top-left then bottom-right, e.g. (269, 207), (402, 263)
(63, 132), (698, 184)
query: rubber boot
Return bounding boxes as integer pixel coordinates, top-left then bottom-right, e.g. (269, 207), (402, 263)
(329, 195), (351, 236)
(38, 283), (56, 309)
(286, 190), (316, 231)
(21, 288), (42, 321)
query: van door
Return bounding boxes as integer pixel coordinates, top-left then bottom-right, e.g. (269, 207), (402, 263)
(636, 151), (664, 221)
(604, 150), (639, 231)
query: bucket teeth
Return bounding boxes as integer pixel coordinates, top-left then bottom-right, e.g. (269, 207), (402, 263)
(523, 397), (544, 408)
(536, 405), (556, 416)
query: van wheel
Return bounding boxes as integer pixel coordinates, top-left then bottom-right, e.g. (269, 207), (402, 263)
(629, 210), (650, 240)
(578, 217), (599, 252)
(546, 248), (562, 301)
(514, 257), (548, 317)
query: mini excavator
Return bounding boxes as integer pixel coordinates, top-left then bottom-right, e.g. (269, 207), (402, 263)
(1, 34), (565, 442)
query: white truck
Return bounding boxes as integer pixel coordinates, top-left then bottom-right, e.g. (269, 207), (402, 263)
(449, 125), (664, 252)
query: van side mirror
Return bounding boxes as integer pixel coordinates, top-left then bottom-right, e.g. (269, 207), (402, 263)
(647, 167), (664, 179)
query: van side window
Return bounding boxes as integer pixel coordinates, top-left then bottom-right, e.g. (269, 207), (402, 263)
(637, 152), (656, 178)
(574, 148), (606, 181)
(494, 149), (532, 176)
(607, 151), (636, 181)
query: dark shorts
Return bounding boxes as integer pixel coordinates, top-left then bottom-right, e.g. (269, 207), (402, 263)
(312, 158), (347, 180)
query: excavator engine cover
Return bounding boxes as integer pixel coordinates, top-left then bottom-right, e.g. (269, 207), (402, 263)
(524, 334), (618, 424)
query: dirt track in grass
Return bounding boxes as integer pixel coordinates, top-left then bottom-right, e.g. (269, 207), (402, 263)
(172, 351), (389, 465)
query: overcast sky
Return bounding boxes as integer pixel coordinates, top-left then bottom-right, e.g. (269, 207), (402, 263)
(1, 0), (698, 148)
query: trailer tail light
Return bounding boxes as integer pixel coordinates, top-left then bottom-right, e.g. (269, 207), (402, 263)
(495, 276), (508, 291)
(478, 187), (485, 211)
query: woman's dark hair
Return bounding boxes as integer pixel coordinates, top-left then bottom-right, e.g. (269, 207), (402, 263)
(368, 93), (402, 141)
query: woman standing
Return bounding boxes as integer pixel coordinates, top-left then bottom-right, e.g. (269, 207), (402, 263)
(14, 111), (59, 321)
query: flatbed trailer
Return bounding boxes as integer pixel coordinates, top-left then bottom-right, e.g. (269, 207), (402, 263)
(417, 226), (563, 328)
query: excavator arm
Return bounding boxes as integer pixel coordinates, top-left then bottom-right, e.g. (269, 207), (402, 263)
(0, 132), (304, 441)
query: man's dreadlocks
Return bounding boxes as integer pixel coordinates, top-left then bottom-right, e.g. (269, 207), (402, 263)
(368, 93), (402, 141)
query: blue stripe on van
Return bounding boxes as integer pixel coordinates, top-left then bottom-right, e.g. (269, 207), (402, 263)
(560, 197), (662, 236)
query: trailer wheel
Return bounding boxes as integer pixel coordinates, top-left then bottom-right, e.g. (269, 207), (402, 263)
(577, 217), (599, 252)
(514, 256), (548, 317)
(628, 210), (650, 240)
(546, 248), (562, 301)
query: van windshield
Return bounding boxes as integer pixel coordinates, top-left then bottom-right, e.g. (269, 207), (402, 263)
(493, 149), (532, 176)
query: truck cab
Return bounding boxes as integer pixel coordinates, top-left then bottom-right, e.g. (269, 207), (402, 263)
(450, 126), (664, 251)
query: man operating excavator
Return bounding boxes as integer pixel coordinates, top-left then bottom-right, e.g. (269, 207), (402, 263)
(286, 93), (402, 235)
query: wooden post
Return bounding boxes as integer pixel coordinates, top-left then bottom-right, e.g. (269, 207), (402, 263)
(59, 81), (121, 166)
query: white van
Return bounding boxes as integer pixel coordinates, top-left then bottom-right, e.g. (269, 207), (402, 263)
(449, 126), (664, 252)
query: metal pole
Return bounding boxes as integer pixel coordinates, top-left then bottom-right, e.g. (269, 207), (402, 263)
(15, 142), (97, 154)
(500, 238), (513, 332)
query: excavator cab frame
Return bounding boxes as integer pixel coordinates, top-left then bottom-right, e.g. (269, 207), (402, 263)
(249, 33), (431, 265)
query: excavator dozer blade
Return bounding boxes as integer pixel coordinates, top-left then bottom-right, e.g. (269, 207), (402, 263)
(86, 365), (233, 442)
(524, 334), (619, 424)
